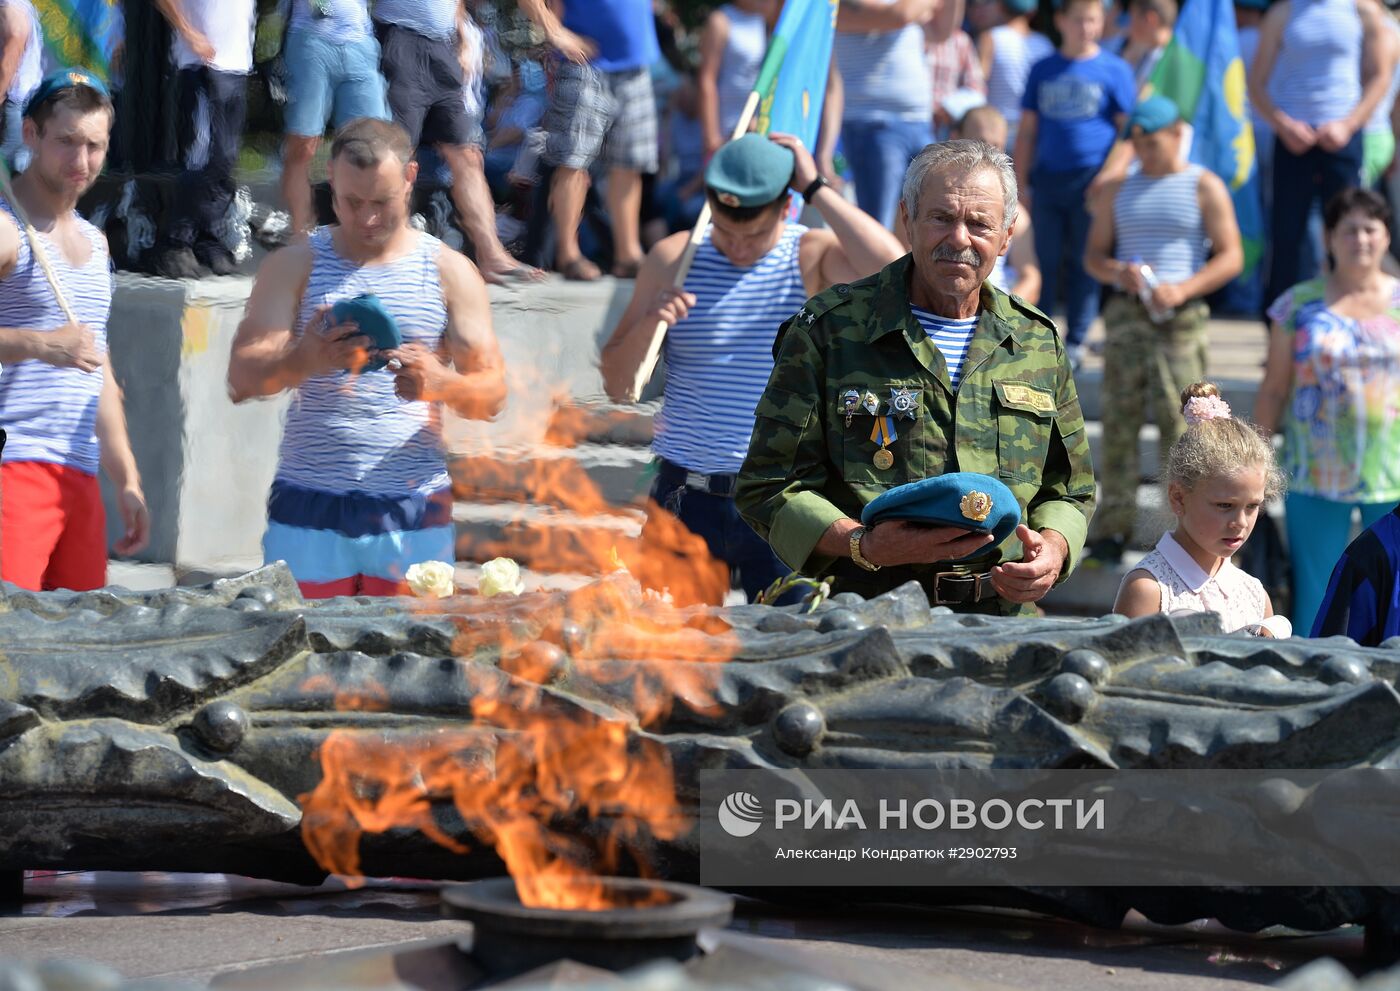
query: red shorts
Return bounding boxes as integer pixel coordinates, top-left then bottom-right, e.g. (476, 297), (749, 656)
(1, 460), (107, 591)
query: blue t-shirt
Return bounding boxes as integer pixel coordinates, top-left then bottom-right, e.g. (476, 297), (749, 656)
(1021, 50), (1135, 173)
(563, 0), (660, 73)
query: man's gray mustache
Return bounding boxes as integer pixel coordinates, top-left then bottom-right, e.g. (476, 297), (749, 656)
(931, 246), (982, 266)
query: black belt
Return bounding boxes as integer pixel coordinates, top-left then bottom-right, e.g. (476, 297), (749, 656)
(656, 458), (739, 497)
(930, 571), (996, 605)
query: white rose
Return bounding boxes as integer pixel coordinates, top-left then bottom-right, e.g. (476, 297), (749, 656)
(405, 561), (456, 598)
(479, 557), (525, 597)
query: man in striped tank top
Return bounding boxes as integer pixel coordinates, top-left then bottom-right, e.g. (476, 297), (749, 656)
(0, 70), (149, 591)
(599, 133), (904, 605)
(1082, 96), (1243, 565)
(228, 118), (507, 598)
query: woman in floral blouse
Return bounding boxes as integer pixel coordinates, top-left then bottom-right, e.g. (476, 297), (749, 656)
(1255, 187), (1400, 635)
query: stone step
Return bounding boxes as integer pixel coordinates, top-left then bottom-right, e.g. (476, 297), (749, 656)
(545, 400), (658, 448)
(449, 443), (654, 509)
(453, 500), (644, 574)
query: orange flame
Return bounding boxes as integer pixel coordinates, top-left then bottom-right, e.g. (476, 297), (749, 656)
(299, 394), (747, 909)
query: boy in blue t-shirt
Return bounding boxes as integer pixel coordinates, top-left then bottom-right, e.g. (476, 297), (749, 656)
(1012, 0), (1135, 363)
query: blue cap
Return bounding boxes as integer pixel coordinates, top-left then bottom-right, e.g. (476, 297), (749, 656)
(24, 67), (111, 118)
(860, 472), (1021, 559)
(704, 133), (795, 209)
(1005, 0), (1038, 13)
(1127, 94), (1182, 135)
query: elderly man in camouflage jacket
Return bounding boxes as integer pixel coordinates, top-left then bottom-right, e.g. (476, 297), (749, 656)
(736, 139), (1096, 615)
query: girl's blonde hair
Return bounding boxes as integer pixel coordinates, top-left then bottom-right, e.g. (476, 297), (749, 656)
(1167, 382), (1285, 498)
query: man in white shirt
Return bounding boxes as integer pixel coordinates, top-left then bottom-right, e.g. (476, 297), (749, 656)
(152, 0), (257, 278)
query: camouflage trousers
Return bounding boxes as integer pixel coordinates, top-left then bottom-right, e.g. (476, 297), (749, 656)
(1091, 294), (1209, 543)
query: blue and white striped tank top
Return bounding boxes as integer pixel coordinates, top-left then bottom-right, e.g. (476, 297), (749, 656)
(718, 4), (768, 137)
(372, 0), (458, 41)
(1113, 165), (1207, 284)
(1271, 0), (1362, 127)
(276, 228), (450, 496)
(0, 201), (111, 475)
(987, 25), (1055, 134)
(834, 16), (932, 121)
(910, 307), (978, 389)
(653, 223), (808, 475)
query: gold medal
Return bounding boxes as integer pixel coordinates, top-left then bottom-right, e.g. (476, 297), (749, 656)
(873, 447), (894, 470)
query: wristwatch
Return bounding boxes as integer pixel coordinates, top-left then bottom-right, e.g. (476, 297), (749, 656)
(850, 526), (881, 571)
(801, 175), (830, 205)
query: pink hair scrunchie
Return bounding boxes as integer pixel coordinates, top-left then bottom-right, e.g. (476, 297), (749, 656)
(1182, 395), (1232, 426)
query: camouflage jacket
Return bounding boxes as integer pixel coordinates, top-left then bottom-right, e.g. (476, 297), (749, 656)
(735, 254), (1096, 615)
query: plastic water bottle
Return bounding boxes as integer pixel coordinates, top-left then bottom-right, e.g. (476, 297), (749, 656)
(1130, 256), (1175, 324)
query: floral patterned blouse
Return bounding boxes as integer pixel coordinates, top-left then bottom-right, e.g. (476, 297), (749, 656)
(1267, 278), (1400, 502)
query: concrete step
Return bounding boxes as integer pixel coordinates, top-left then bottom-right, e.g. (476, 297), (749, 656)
(449, 443), (654, 509)
(453, 500), (644, 574)
(545, 400), (658, 448)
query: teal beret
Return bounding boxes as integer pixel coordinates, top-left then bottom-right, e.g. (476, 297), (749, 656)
(1127, 95), (1181, 135)
(704, 134), (795, 209)
(331, 293), (402, 373)
(1005, 0), (1038, 13)
(1234, 0), (1269, 8)
(24, 67), (110, 118)
(860, 473), (1021, 559)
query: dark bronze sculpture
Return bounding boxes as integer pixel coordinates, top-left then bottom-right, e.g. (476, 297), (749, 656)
(4, 564), (1400, 946)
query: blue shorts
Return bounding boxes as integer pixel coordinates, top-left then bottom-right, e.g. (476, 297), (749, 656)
(283, 28), (390, 138)
(262, 479), (455, 598)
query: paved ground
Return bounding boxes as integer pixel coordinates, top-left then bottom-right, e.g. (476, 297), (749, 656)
(0, 871), (1370, 990)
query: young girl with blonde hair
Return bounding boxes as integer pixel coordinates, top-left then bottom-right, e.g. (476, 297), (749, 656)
(1114, 383), (1292, 637)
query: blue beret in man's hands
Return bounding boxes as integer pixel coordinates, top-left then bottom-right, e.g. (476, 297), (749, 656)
(861, 472), (1021, 554)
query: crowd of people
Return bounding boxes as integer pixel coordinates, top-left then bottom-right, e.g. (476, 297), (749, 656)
(3, 0), (1400, 647)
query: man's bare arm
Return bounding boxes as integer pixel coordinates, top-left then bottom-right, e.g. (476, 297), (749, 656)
(227, 244), (316, 402)
(433, 249), (508, 420)
(153, 0), (214, 61)
(599, 233), (689, 403)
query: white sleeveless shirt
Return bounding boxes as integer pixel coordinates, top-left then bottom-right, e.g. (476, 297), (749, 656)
(1126, 531), (1284, 635)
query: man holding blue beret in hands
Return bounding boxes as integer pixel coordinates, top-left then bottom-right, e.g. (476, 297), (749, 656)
(737, 139), (1096, 614)
(227, 117), (507, 598)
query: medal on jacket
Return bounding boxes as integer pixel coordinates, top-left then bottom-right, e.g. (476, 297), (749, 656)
(889, 386), (920, 420)
(870, 415), (896, 469)
(862, 391), (880, 417)
(841, 389), (860, 427)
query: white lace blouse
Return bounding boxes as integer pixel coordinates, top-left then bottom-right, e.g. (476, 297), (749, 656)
(1124, 532), (1291, 637)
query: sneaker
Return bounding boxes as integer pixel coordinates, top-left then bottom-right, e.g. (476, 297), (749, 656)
(1084, 536), (1125, 567)
(153, 246), (204, 280)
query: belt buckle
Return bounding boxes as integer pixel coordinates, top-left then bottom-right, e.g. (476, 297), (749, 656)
(684, 470), (710, 494)
(933, 570), (981, 604)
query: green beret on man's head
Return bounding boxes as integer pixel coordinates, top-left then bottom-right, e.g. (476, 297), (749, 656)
(705, 134), (795, 209)
(24, 67), (110, 118)
(861, 472), (1021, 559)
(1127, 94), (1182, 135)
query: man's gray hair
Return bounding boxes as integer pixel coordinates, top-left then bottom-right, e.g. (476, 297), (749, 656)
(900, 139), (1019, 230)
